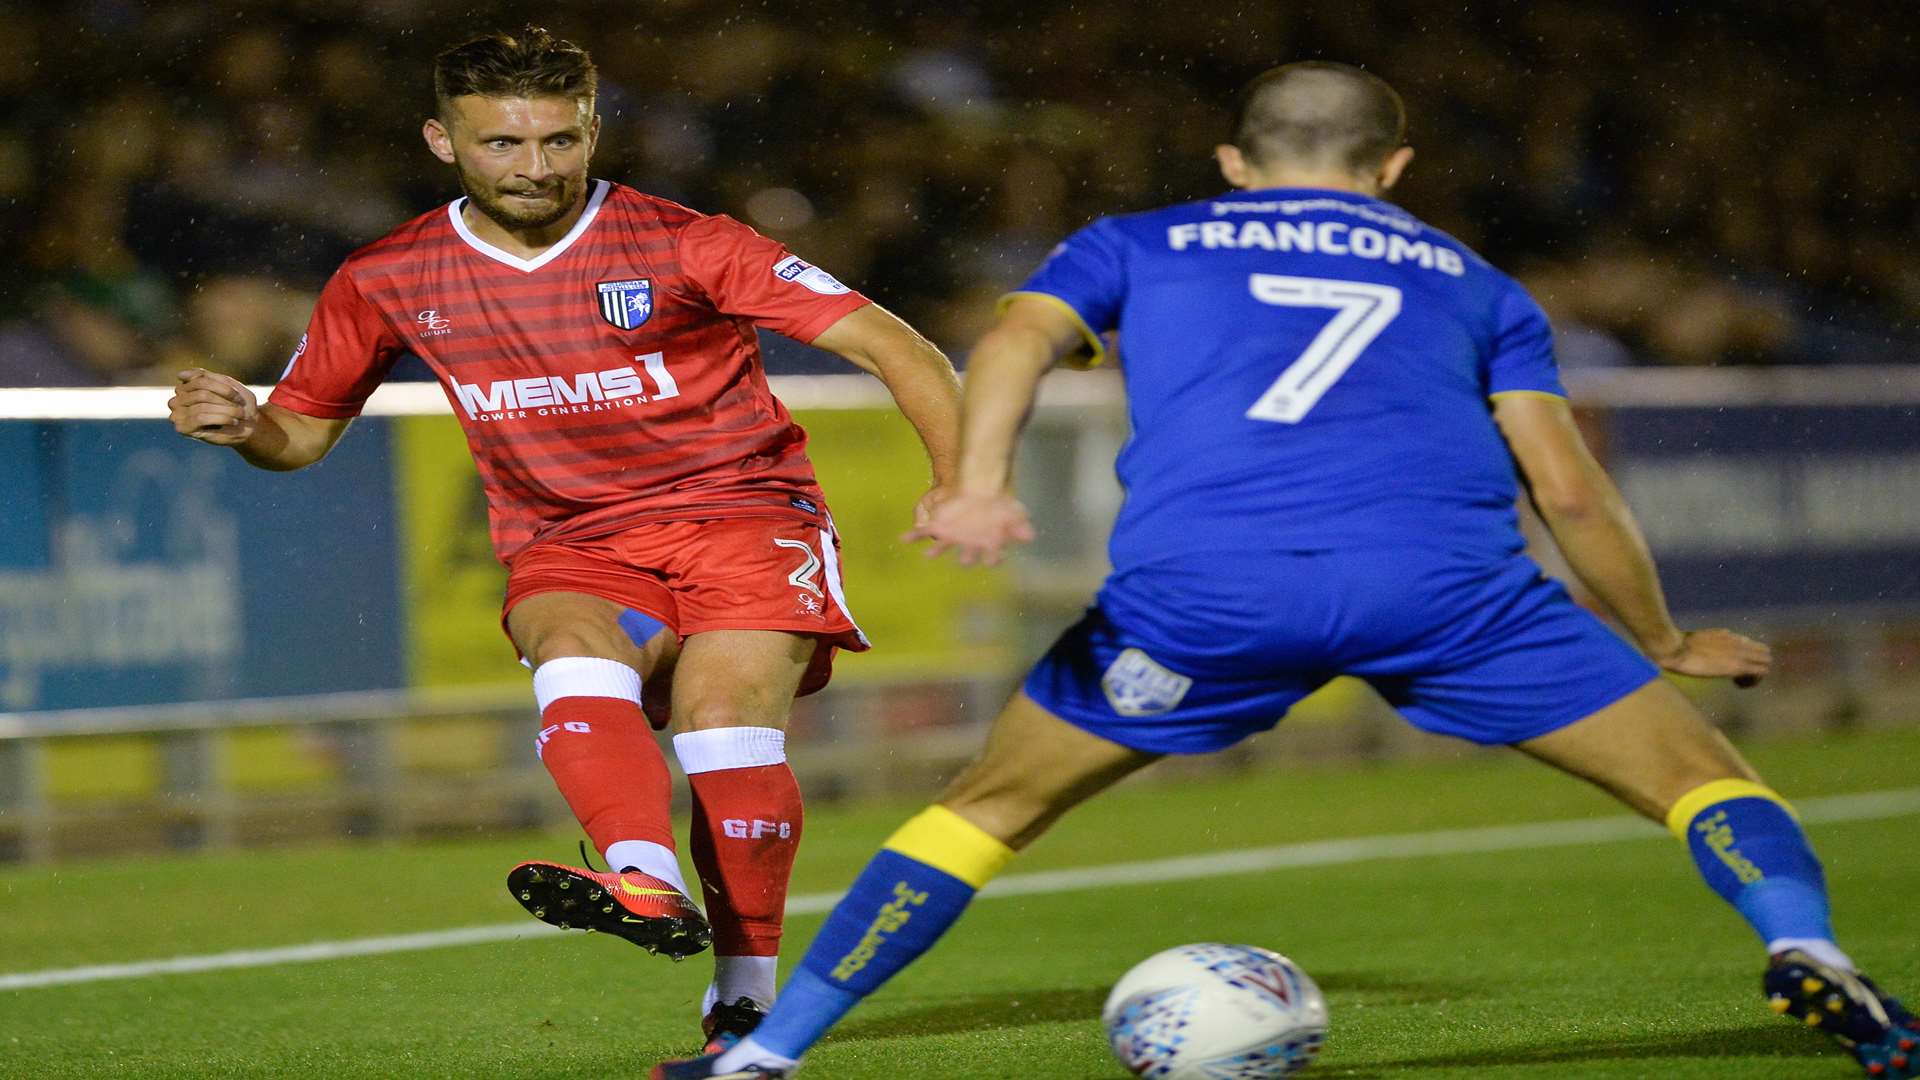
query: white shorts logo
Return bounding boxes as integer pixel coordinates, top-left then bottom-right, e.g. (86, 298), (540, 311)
(1101, 648), (1194, 717)
(772, 255), (851, 295)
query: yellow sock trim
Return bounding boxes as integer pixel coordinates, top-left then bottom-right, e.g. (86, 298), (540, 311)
(1665, 779), (1798, 839)
(881, 805), (1017, 889)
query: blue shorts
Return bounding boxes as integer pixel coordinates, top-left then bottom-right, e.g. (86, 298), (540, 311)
(1023, 549), (1659, 755)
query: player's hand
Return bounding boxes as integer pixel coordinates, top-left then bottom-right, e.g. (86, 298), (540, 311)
(169, 368), (259, 446)
(1650, 628), (1772, 687)
(902, 488), (1035, 566)
(911, 483), (955, 529)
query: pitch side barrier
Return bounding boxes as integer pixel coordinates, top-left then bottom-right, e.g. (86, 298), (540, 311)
(0, 673), (997, 863)
(3, 368), (1917, 861)
(2, 367), (1916, 705)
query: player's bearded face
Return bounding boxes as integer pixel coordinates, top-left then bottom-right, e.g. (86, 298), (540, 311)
(459, 157), (586, 230)
(446, 95), (596, 231)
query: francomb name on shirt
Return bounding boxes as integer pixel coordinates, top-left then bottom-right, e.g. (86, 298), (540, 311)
(449, 354), (682, 421)
(1166, 219), (1465, 276)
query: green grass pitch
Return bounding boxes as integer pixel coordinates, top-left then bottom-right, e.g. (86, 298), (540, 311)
(3, 728), (1916, 1078)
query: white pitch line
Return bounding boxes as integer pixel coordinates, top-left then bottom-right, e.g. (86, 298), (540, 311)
(5, 785), (1918, 993)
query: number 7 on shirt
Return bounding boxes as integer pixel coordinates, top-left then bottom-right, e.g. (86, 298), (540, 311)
(1244, 274), (1402, 424)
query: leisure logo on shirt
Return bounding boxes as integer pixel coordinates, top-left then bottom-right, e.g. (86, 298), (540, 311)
(597, 278), (654, 330)
(415, 309), (454, 338)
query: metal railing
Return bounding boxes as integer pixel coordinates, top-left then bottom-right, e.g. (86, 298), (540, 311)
(0, 674), (1017, 863)
(4, 367), (1920, 862)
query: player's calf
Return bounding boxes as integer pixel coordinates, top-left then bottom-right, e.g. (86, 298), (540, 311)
(514, 665), (714, 961)
(675, 727), (803, 1024)
(530, 658), (680, 870)
(1665, 780), (1844, 956)
(653, 804), (1017, 1078)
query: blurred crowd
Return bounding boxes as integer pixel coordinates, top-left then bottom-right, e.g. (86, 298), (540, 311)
(0, 0), (1914, 386)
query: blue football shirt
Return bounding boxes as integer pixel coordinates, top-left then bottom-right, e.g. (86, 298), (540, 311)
(1011, 187), (1564, 571)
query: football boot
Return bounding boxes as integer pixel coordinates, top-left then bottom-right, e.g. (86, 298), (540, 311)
(1766, 948), (1920, 1078)
(702, 997), (769, 1054)
(506, 860), (710, 959)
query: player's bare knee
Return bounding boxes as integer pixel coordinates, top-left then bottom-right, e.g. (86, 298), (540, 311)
(674, 697), (783, 732)
(523, 629), (630, 668)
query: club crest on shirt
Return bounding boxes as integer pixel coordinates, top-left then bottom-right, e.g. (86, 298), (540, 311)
(596, 278), (653, 330)
(1101, 648), (1194, 717)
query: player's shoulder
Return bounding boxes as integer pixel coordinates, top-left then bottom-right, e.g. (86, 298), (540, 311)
(596, 181), (775, 265)
(1364, 212), (1537, 326)
(1403, 216), (1507, 281)
(1416, 220), (1536, 311)
(1082, 198), (1208, 241)
(336, 200), (459, 279)
(1083, 190), (1468, 254)
(598, 180), (707, 230)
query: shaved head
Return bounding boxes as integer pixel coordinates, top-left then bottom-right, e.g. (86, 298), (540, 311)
(1229, 61), (1406, 174)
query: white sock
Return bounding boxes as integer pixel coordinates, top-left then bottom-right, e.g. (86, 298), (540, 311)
(1769, 937), (1856, 973)
(531, 656), (642, 711)
(604, 839), (692, 898)
(702, 955), (779, 1013)
(714, 1037), (798, 1073)
(671, 726), (787, 774)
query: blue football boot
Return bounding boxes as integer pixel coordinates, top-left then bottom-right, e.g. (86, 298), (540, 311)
(1766, 949), (1920, 1078)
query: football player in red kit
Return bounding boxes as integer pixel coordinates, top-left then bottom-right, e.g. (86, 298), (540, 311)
(166, 27), (962, 1053)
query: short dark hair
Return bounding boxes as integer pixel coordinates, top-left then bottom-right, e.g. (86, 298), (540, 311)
(433, 27), (597, 116)
(1229, 61), (1406, 173)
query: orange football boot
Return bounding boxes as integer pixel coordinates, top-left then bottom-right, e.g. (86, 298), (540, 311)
(507, 861), (711, 960)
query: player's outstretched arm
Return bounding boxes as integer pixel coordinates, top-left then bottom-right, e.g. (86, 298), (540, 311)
(812, 304), (963, 511)
(1493, 392), (1771, 684)
(902, 296), (1082, 566)
(168, 368), (351, 472)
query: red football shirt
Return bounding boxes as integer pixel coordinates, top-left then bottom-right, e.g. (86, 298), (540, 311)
(270, 180), (872, 562)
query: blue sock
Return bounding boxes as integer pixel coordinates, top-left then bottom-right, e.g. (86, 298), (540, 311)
(1667, 780), (1834, 948)
(748, 805), (1015, 1060)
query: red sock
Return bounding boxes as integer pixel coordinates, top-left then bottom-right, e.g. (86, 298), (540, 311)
(685, 758), (803, 956)
(537, 695), (674, 854)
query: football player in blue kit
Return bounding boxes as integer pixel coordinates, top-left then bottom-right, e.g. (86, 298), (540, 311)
(655, 62), (1915, 1079)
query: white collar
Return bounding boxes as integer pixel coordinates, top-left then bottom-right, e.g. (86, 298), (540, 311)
(447, 179), (611, 272)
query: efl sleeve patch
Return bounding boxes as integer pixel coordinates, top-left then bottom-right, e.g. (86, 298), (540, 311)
(772, 255), (851, 295)
(677, 214), (869, 341)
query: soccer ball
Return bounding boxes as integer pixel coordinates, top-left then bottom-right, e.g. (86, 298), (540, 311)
(1102, 943), (1328, 1079)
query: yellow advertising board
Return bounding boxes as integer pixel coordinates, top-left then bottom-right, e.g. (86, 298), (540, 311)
(394, 410), (1013, 690)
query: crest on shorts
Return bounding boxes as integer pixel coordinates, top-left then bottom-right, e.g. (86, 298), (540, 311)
(596, 278), (653, 330)
(1101, 648), (1193, 717)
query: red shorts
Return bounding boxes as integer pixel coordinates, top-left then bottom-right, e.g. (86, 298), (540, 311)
(502, 516), (869, 696)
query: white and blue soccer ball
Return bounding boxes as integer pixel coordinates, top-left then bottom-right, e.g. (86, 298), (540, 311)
(1102, 943), (1328, 1079)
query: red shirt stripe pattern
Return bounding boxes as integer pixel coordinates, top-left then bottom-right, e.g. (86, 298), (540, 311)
(270, 180), (872, 562)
